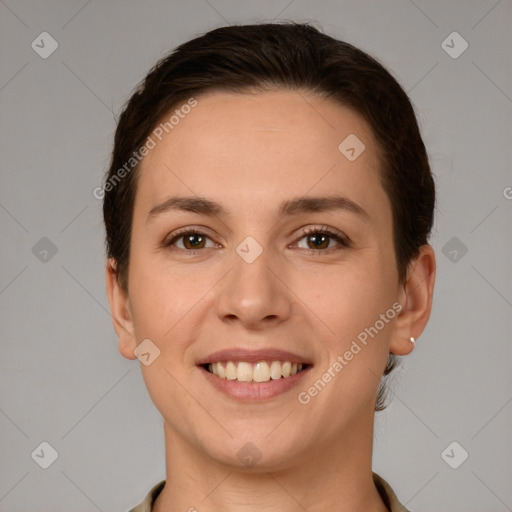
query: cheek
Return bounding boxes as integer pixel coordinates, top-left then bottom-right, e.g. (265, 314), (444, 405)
(295, 254), (394, 328)
(127, 249), (220, 360)
(290, 252), (397, 395)
(298, 267), (395, 414)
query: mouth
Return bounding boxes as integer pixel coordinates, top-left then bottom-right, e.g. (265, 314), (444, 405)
(196, 348), (313, 401)
(201, 360), (311, 383)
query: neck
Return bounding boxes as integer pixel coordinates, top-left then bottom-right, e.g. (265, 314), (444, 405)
(153, 411), (387, 512)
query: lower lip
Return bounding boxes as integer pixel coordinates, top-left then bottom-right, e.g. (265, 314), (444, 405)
(198, 365), (312, 402)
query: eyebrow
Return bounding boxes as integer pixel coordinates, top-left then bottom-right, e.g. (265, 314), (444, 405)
(147, 195), (370, 223)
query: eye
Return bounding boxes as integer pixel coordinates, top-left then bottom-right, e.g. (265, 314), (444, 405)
(163, 229), (217, 252)
(294, 226), (350, 252)
(162, 225), (350, 254)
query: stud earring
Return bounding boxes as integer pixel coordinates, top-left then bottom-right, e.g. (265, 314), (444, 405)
(409, 337), (415, 344)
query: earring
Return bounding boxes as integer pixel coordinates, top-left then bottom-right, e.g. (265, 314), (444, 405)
(409, 337), (415, 344)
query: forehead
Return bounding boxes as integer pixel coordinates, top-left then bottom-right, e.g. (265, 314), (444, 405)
(135, 89), (388, 224)
(150, 89), (375, 163)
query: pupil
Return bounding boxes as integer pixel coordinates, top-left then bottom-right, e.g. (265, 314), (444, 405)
(186, 234), (203, 248)
(310, 234), (327, 249)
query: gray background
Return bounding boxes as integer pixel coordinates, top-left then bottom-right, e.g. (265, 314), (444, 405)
(1, 0), (511, 511)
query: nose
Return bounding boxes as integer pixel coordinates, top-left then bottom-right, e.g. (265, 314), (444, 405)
(215, 244), (293, 330)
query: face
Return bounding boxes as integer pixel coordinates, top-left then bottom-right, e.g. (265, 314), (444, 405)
(113, 89), (412, 470)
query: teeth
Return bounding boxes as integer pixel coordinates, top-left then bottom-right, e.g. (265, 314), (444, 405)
(270, 361), (282, 379)
(225, 361), (237, 380)
(237, 362), (253, 382)
(253, 361), (270, 383)
(206, 361), (305, 383)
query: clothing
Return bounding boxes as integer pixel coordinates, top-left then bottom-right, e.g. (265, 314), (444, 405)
(128, 472), (410, 512)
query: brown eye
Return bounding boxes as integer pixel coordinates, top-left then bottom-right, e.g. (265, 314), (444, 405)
(181, 233), (206, 250)
(164, 230), (216, 251)
(306, 232), (330, 250)
(295, 227), (349, 252)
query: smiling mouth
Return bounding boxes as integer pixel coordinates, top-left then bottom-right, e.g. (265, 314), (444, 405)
(202, 361), (310, 383)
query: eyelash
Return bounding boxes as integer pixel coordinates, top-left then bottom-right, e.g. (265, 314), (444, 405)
(162, 225), (350, 255)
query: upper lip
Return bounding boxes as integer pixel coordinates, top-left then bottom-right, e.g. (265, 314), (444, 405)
(196, 348), (313, 366)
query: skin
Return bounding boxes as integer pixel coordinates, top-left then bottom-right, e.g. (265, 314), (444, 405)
(106, 89), (436, 512)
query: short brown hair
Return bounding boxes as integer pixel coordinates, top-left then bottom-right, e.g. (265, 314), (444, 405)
(102, 22), (435, 410)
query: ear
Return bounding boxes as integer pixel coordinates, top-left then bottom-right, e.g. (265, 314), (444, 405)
(390, 245), (436, 355)
(105, 258), (137, 360)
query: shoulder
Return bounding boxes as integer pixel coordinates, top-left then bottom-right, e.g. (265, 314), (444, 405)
(372, 472), (411, 512)
(128, 480), (166, 512)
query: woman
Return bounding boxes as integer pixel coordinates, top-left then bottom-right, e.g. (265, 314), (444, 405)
(103, 22), (436, 512)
